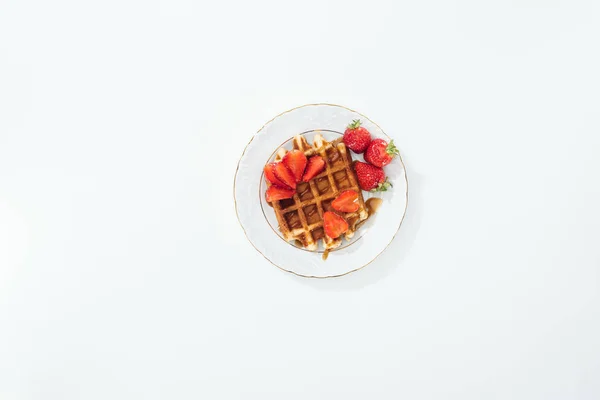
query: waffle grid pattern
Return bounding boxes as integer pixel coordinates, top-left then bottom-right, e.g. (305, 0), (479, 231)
(270, 135), (368, 250)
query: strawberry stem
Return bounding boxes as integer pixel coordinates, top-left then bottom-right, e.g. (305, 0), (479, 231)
(347, 119), (362, 129)
(386, 140), (399, 157)
(370, 178), (393, 192)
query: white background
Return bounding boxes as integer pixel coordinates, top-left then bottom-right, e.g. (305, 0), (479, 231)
(1, 0), (599, 399)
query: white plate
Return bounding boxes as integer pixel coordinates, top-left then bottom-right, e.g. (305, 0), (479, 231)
(234, 104), (408, 278)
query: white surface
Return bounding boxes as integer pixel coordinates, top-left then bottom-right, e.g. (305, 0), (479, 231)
(0, 0), (599, 399)
(236, 104), (408, 277)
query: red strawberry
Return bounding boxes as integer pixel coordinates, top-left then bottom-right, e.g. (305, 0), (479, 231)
(323, 211), (349, 239)
(332, 190), (360, 213)
(274, 162), (296, 189)
(264, 162), (290, 188)
(364, 139), (399, 167)
(265, 185), (295, 202)
(282, 150), (307, 182)
(343, 119), (372, 153)
(354, 161), (392, 192)
(302, 155), (325, 182)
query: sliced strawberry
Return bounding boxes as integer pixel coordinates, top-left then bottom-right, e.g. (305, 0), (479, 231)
(302, 155), (325, 182)
(332, 190), (360, 213)
(265, 185), (295, 202)
(264, 162), (290, 188)
(274, 162), (297, 189)
(283, 150), (307, 183)
(323, 211), (349, 239)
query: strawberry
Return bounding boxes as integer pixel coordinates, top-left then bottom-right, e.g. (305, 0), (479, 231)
(302, 155), (325, 182)
(332, 190), (360, 213)
(364, 139), (399, 167)
(343, 119), (372, 153)
(282, 150), (307, 182)
(274, 162), (297, 189)
(354, 161), (392, 192)
(323, 211), (349, 239)
(264, 162), (290, 188)
(265, 185), (295, 202)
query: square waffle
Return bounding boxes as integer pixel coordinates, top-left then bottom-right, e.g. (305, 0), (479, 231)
(268, 134), (368, 251)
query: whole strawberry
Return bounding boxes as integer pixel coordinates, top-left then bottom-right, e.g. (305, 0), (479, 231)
(343, 119), (371, 153)
(364, 139), (399, 168)
(354, 161), (392, 192)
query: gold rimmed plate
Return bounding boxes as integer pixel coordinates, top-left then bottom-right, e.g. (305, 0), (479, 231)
(234, 104), (408, 278)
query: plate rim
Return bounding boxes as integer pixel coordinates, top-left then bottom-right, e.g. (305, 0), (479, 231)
(233, 103), (409, 279)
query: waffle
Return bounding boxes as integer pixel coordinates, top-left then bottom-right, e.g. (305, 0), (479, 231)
(268, 134), (368, 251)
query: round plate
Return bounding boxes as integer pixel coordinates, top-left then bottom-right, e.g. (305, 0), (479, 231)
(234, 104), (408, 278)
